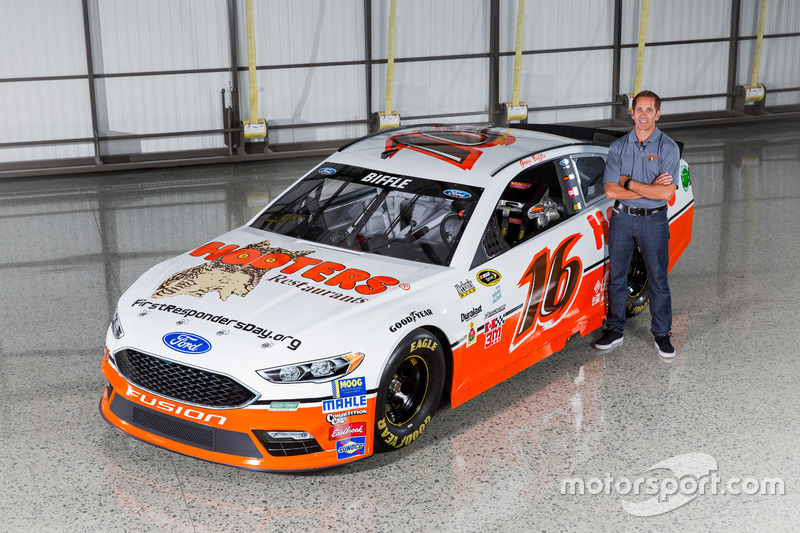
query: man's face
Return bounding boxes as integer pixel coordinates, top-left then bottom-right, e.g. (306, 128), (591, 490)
(631, 96), (661, 133)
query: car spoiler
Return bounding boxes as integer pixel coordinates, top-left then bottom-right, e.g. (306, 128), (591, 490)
(517, 123), (684, 157)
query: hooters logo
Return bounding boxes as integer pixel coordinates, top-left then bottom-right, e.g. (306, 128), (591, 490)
(383, 127), (516, 170)
(511, 234), (583, 351)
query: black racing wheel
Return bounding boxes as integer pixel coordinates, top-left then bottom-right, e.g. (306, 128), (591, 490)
(626, 246), (649, 316)
(374, 329), (445, 452)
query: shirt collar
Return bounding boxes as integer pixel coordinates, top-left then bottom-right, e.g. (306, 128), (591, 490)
(626, 126), (662, 146)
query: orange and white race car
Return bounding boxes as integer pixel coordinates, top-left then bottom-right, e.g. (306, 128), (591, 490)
(100, 125), (693, 471)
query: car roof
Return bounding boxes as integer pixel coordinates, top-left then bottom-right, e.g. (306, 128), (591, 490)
(327, 125), (588, 188)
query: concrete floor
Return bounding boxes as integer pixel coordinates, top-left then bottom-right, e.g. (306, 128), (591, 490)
(1, 118), (799, 532)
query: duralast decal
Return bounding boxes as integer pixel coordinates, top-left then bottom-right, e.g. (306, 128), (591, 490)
(460, 305), (482, 322)
(132, 299), (302, 350)
(152, 240), (400, 304)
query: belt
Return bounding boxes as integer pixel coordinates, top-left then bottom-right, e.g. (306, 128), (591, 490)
(614, 201), (667, 216)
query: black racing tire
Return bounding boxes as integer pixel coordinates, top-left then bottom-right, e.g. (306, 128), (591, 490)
(374, 329), (445, 453)
(626, 246), (649, 316)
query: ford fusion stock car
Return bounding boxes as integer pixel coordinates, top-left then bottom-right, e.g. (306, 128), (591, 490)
(101, 124), (693, 471)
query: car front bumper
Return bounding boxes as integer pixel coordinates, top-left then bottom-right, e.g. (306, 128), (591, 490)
(99, 353), (375, 471)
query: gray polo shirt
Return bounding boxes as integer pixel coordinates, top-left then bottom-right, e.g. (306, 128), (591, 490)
(603, 127), (680, 209)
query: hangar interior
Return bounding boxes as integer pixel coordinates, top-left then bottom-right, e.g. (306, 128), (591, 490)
(1, 0), (799, 531)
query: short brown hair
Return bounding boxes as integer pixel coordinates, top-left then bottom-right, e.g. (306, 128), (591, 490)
(632, 90), (661, 111)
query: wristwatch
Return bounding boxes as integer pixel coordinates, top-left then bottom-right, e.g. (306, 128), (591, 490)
(623, 178), (633, 190)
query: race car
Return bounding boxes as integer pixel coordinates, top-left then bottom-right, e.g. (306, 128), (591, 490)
(100, 124), (693, 471)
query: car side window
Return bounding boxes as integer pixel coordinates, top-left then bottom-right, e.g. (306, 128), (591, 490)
(573, 155), (607, 205)
(472, 161), (567, 267)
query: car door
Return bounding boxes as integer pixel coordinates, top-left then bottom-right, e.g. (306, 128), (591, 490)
(449, 155), (612, 405)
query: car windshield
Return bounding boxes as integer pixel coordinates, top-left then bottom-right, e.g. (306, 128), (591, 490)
(250, 163), (482, 266)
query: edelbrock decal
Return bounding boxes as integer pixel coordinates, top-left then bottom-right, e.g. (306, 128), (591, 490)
(162, 332), (212, 354)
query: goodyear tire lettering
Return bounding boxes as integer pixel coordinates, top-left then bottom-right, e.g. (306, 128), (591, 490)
(374, 331), (445, 454)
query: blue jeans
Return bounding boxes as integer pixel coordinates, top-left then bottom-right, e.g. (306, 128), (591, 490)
(606, 206), (672, 337)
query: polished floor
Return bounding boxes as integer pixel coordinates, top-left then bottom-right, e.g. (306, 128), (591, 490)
(1, 119), (799, 532)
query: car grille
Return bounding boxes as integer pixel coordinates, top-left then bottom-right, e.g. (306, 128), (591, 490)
(114, 349), (257, 408)
(252, 430), (324, 457)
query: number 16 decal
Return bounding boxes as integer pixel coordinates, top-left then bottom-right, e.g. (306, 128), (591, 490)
(512, 234), (582, 351)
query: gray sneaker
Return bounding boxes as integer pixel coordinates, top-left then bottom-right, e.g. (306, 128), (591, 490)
(594, 329), (623, 350)
(654, 335), (676, 358)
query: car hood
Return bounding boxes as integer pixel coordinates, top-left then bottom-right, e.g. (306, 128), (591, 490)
(117, 226), (441, 367)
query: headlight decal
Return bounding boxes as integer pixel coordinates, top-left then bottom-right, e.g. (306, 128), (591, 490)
(257, 352), (363, 383)
(111, 309), (125, 339)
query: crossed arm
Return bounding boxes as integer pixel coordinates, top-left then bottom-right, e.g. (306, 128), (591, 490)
(604, 173), (677, 201)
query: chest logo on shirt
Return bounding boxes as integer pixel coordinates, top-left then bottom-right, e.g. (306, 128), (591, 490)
(647, 155), (659, 162)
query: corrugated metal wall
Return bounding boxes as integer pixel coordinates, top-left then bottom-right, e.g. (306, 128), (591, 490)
(1, 0), (798, 176)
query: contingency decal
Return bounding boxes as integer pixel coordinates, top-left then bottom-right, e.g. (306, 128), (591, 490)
(331, 376), (366, 399)
(336, 437), (366, 460)
(511, 234), (583, 352)
(476, 269), (501, 286)
(383, 127), (516, 170)
(152, 240), (400, 304)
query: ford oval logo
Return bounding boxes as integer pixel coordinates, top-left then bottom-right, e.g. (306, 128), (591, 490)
(318, 167), (337, 175)
(444, 189), (472, 199)
(162, 332), (212, 354)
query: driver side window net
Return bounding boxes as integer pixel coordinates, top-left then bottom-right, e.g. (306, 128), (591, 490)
(573, 155), (607, 205)
(482, 161), (567, 254)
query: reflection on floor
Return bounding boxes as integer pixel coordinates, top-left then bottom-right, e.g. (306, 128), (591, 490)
(1, 119), (799, 531)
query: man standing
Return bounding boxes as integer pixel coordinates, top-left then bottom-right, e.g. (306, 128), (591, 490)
(594, 90), (680, 358)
